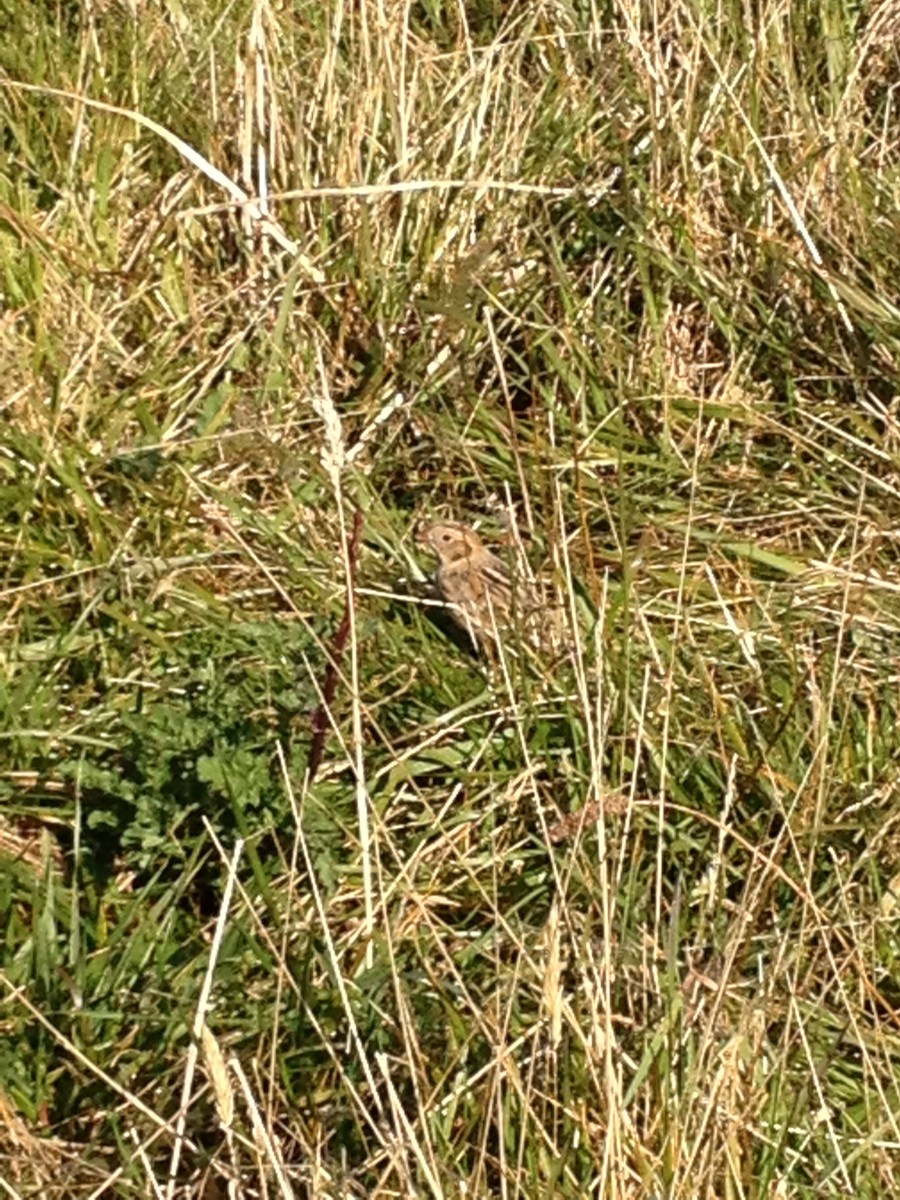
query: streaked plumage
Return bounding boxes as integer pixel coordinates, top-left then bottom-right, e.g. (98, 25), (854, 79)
(417, 521), (537, 648)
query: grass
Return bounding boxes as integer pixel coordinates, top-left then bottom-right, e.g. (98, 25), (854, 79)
(2, 0), (900, 1195)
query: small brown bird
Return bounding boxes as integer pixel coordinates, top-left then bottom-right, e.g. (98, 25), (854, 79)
(417, 520), (538, 649)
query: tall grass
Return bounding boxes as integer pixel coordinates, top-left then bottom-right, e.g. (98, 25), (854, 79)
(2, 0), (900, 1195)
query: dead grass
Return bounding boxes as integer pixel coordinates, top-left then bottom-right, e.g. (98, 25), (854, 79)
(2, 1), (900, 1196)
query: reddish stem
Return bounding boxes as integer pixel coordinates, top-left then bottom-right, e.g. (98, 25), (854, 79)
(307, 507), (364, 784)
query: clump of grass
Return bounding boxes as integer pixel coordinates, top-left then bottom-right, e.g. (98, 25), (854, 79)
(2, 1), (900, 1196)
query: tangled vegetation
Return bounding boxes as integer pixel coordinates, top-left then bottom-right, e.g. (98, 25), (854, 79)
(2, 1), (900, 1195)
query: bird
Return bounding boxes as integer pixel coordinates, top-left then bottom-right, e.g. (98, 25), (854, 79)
(417, 520), (540, 650)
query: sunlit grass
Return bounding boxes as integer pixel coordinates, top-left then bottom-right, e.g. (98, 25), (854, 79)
(2, 1), (900, 1196)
